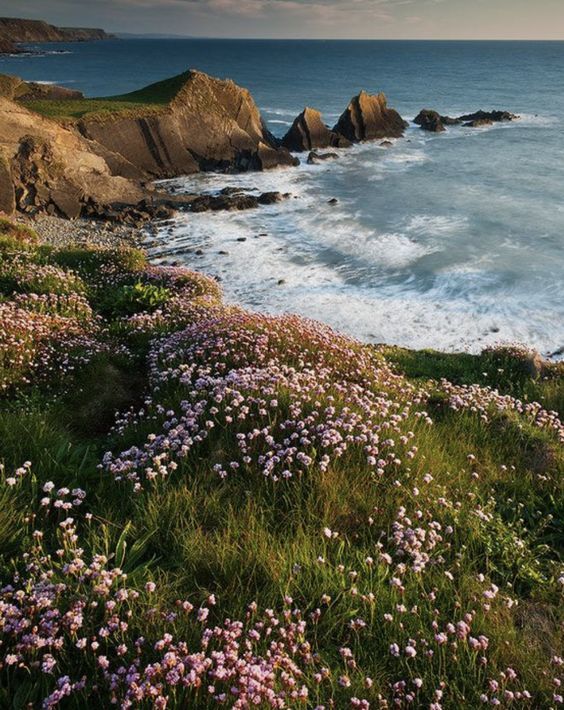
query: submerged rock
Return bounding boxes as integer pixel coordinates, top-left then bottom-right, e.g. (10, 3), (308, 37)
(333, 91), (407, 142)
(307, 151), (339, 164)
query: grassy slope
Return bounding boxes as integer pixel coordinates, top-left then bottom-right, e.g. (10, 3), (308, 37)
(22, 70), (190, 121)
(0, 219), (562, 708)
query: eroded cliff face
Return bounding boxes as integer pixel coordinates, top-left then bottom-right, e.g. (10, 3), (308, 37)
(0, 97), (144, 219)
(76, 71), (298, 178)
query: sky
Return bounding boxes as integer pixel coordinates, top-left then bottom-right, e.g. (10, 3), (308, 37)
(1, 0), (563, 40)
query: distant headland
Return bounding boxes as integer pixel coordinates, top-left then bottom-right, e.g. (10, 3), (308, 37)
(0, 16), (114, 55)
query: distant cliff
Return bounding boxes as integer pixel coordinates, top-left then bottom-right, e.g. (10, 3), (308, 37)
(0, 17), (114, 53)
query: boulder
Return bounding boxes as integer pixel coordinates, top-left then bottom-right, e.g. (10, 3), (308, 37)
(333, 91), (407, 142)
(257, 191), (288, 205)
(281, 107), (351, 152)
(413, 109), (447, 133)
(307, 151), (339, 164)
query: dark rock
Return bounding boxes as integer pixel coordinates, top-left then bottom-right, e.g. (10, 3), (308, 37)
(247, 142), (300, 171)
(465, 118), (494, 128)
(236, 237), (247, 242)
(257, 191), (288, 205)
(379, 140), (393, 147)
(413, 109), (447, 133)
(195, 249), (204, 255)
(328, 198), (338, 205)
(458, 110), (518, 123)
(414, 108), (518, 132)
(277, 279), (286, 285)
(333, 91), (407, 142)
(307, 151), (339, 164)
(189, 194), (259, 213)
(282, 107), (351, 152)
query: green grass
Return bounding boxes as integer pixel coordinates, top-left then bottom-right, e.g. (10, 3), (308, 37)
(23, 71), (191, 121)
(0, 225), (562, 708)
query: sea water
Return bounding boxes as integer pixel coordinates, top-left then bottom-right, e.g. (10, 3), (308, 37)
(3, 39), (563, 354)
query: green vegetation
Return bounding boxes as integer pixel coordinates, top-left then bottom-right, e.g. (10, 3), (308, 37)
(23, 71), (191, 121)
(0, 224), (562, 708)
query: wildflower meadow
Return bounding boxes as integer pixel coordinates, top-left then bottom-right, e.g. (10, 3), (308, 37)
(0, 218), (562, 708)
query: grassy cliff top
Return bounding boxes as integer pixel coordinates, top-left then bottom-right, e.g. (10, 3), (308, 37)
(22, 70), (191, 121)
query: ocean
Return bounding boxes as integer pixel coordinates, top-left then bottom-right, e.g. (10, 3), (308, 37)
(2, 38), (563, 355)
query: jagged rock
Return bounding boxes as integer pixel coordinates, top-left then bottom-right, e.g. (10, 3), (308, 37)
(328, 198), (338, 205)
(458, 110), (518, 123)
(333, 91), (407, 142)
(307, 151), (339, 164)
(414, 108), (518, 132)
(77, 71), (299, 177)
(465, 118), (494, 128)
(413, 109), (447, 133)
(188, 194), (259, 213)
(281, 107), (351, 152)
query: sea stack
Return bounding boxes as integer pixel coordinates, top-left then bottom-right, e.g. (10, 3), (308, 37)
(333, 90), (407, 142)
(281, 107), (351, 152)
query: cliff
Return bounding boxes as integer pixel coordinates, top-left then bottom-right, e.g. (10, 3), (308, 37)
(0, 69), (299, 219)
(0, 17), (114, 53)
(32, 70), (299, 177)
(0, 95), (145, 219)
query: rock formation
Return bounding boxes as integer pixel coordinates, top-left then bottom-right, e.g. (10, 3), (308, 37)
(414, 108), (519, 132)
(0, 17), (114, 53)
(413, 109), (448, 133)
(281, 107), (351, 152)
(307, 151), (339, 164)
(0, 96), (145, 219)
(333, 91), (407, 142)
(76, 71), (299, 177)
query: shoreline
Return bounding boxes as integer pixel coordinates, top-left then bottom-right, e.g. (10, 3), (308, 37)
(19, 210), (564, 364)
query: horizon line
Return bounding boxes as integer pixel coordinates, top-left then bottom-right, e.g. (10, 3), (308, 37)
(115, 35), (564, 42)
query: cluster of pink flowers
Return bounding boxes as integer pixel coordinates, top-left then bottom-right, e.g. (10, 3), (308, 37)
(103, 308), (430, 489)
(442, 379), (564, 442)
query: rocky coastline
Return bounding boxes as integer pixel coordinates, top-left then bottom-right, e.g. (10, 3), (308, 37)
(0, 66), (520, 232)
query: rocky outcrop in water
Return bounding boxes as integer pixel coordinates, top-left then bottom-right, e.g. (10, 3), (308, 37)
(414, 108), (519, 132)
(0, 17), (114, 53)
(76, 71), (299, 177)
(187, 190), (289, 213)
(413, 110), (448, 133)
(307, 151), (339, 164)
(281, 107), (351, 152)
(333, 91), (407, 142)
